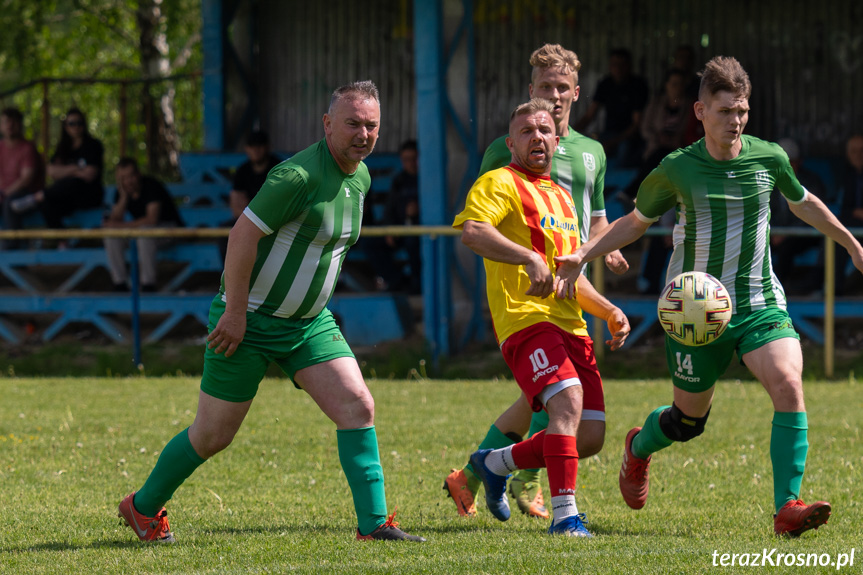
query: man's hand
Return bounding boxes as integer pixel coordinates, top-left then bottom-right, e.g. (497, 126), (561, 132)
(525, 252), (554, 297)
(605, 308), (630, 351)
(552, 253), (584, 299)
(206, 310), (247, 357)
(604, 250), (629, 274)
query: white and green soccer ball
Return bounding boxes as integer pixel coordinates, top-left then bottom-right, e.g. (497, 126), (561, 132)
(657, 271), (732, 347)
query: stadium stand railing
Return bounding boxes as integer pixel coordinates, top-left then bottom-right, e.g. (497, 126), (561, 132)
(0, 153), (412, 347)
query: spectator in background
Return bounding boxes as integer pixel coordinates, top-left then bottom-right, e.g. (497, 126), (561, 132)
(103, 157), (184, 292)
(11, 107), (104, 232)
(575, 48), (649, 167)
(374, 139), (421, 294)
(220, 131), (282, 261)
(0, 107), (43, 247)
(836, 134), (863, 294)
(670, 45), (700, 101)
(770, 138), (829, 295)
(229, 130), (282, 222)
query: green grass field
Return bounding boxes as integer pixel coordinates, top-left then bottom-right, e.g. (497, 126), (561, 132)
(1, 376), (860, 574)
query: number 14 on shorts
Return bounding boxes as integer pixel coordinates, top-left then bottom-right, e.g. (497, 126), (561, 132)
(675, 352), (693, 375)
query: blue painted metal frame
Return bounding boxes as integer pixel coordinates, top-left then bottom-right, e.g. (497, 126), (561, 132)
(202, 0), (225, 150)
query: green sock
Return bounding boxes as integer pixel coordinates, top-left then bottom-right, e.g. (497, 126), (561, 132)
(134, 427), (207, 517)
(631, 406), (674, 459)
(337, 426), (388, 536)
(464, 424), (514, 490)
(771, 411), (809, 513)
(519, 410), (550, 476)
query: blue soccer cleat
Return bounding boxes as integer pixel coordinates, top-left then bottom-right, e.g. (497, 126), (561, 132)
(469, 448), (511, 521)
(548, 513), (593, 538)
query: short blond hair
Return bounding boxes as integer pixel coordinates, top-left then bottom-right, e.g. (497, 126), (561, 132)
(530, 43), (581, 85)
(698, 56), (751, 100)
(509, 98), (555, 125)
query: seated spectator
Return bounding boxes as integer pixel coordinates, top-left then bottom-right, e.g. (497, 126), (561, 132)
(0, 107), (43, 247)
(770, 138), (829, 295)
(624, 68), (694, 199)
(229, 130), (282, 221)
(103, 157), (184, 292)
(371, 140), (421, 294)
(219, 130), (281, 260)
(575, 48), (649, 167)
(11, 107), (104, 231)
(835, 134), (863, 294)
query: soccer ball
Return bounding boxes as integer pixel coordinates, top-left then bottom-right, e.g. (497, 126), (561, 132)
(657, 271), (732, 346)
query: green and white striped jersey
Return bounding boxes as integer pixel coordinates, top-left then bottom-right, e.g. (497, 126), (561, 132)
(634, 135), (807, 314)
(478, 128), (607, 245)
(223, 139), (369, 319)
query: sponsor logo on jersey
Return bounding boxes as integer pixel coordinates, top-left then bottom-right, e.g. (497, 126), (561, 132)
(755, 170), (771, 190)
(556, 144), (566, 154)
(540, 213), (578, 233)
(582, 152), (595, 171)
(344, 187), (351, 197)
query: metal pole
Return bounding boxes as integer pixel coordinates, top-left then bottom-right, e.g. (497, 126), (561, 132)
(824, 237), (835, 378)
(129, 239), (142, 369)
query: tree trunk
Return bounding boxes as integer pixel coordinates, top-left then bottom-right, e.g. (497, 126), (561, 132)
(137, 0), (181, 179)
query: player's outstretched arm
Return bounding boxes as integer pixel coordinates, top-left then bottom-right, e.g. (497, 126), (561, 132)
(788, 193), (863, 274)
(554, 211), (651, 298)
(574, 275), (630, 351)
(590, 215), (629, 275)
(461, 219), (554, 297)
(207, 215), (266, 357)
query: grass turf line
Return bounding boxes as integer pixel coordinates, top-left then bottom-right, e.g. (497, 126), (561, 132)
(0, 377), (860, 574)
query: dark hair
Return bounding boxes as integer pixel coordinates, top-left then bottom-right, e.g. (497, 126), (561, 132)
(246, 130), (270, 147)
(116, 156), (139, 171)
(399, 139), (417, 153)
(1, 107), (23, 123)
(55, 107), (92, 160)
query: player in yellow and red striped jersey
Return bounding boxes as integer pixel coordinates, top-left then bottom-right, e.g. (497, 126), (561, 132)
(452, 99), (630, 537)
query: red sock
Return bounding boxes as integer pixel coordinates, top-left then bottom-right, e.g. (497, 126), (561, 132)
(511, 430), (546, 469)
(544, 433), (578, 497)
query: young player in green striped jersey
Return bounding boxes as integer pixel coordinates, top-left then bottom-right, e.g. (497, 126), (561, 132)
(556, 56), (863, 536)
(118, 81), (425, 543)
(444, 43), (629, 522)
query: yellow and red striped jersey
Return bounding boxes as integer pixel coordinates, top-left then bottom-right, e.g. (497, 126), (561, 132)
(453, 164), (588, 344)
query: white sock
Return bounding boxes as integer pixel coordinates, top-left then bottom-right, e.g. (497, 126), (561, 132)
(484, 446), (518, 476)
(551, 495), (578, 526)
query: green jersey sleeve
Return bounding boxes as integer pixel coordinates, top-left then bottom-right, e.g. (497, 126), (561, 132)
(592, 150), (607, 213)
(246, 165), (310, 233)
(478, 136), (512, 177)
(634, 163), (678, 221)
(773, 148), (807, 204)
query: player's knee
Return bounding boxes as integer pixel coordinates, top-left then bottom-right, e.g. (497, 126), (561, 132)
(576, 420), (605, 457)
(659, 403), (710, 442)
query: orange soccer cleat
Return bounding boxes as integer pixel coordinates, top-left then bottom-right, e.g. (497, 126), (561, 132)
(118, 492), (175, 543)
(442, 467), (478, 517)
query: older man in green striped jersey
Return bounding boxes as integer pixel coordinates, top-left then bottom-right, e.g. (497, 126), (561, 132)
(118, 81), (425, 543)
(555, 56), (863, 537)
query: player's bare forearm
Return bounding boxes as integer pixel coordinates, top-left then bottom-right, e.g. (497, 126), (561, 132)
(789, 194), (863, 261)
(575, 275), (630, 350)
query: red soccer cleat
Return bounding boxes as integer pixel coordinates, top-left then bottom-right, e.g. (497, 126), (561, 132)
(619, 427), (651, 510)
(774, 499), (831, 537)
(118, 492), (175, 543)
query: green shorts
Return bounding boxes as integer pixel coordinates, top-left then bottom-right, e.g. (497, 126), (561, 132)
(200, 296), (354, 402)
(665, 307), (799, 393)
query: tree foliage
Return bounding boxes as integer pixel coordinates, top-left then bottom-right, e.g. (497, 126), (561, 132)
(0, 0), (203, 181)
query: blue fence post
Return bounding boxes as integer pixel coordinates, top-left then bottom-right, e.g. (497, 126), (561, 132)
(129, 239), (142, 369)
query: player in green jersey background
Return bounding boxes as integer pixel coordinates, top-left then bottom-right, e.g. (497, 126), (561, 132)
(118, 81), (425, 543)
(444, 43), (630, 522)
(555, 56), (863, 536)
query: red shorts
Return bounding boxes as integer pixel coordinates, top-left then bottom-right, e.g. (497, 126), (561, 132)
(500, 322), (605, 417)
